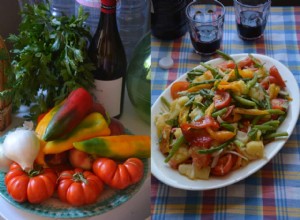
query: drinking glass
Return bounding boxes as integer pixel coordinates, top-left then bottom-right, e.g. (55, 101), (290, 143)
(186, 0), (225, 55)
(233, 0), (271, 40)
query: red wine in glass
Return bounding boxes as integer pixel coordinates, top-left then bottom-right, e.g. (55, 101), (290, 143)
(237, 10), (266, 40)
(189, 25), (221, 55)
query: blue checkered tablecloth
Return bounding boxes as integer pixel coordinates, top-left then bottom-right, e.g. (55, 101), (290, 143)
(151, 6), (300, 220)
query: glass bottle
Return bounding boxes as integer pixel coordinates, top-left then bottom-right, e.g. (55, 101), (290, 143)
(88, 0), (127, 118)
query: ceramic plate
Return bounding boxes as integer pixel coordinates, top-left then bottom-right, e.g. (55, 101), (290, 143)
(0, 135), (149, 218)
(151, 53), (300, 190)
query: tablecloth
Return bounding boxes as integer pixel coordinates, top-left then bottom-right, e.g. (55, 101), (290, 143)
(151, 6), (300, 220)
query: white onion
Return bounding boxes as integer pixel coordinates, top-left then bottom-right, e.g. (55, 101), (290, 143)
(3, 129), (40, 171)
(236, 130), (249, 144)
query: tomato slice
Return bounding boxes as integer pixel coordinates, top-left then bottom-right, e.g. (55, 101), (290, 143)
(189, 116), (220, 129)
(170, 81), (190, 99)
(213, 90), (231, 109)
(217, 60), (236, 70)
(211, 153), (237, 176)
(180, 124), (213, 148)
(271, 98), (289, 111)
(238, 57), (254, 69)
(269, 66), (286, 88)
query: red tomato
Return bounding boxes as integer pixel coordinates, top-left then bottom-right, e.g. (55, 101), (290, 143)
(187, 116), (220, 130)
(69, 149), (94, 170)
(5, 163), (57, 204)
(170, 81), (190, 99)
(238, 57), (254, 69)
(213, 91), (231, 109)
(57, 168), (104, 206)
(217, 60), (236, 70)
(211, 153), (237, 176)
(181, 124), (213, 148)
(93, 158), (144, 190)
(269, 66), (286, 88)
(271, 98), (289, 111)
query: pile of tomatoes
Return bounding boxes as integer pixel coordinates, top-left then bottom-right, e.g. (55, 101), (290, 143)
(4, 155), (144, 206)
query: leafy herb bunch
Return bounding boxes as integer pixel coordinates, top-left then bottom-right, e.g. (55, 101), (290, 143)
(8, 3), (95, 118)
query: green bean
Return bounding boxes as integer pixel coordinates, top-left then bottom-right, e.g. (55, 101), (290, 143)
(216, 50), (234, 61)
(253, 124), (276, 131)
(267, 109), (285, 115)
(262, 120), (280, 127)
(248, 128), (258, 140)
(200, 62), (218, 76)
(234, 65), (241, 79)
(220, 122), (235, 132)
(264, 132), (288, 139)
(187, 70), (204, 80)
(198, 141), (232, 154)
(164, 135), (186, 163)
(249, 54), (264, 68)
(160, 96), (170, 110)
(233, 95), (257, 107)
(189, 79), (217, 87)
(212, 107), (228, 117)
(184, 96), (195, 106)
(247, 74), (258, 90)
(251, 115), (264, 125)
(216, 50), (241, 78)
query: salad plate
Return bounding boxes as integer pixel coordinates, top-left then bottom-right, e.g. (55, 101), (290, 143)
(0, 134), (149, 218)
(151, 53), (300, 190)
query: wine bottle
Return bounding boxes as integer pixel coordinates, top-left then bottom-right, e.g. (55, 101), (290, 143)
(88, 0), (127, 118)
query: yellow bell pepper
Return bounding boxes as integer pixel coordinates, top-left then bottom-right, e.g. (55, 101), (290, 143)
(43, 112), (111, 154)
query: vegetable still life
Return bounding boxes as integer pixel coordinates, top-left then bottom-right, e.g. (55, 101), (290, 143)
(0, 2), (150, 218)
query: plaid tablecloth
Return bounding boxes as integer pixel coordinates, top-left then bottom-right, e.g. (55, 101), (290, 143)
(151, 6), (300, 220)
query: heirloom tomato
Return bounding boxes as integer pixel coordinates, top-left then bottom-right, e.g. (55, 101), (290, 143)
(57, 168), (104, 206)
(5, 163), (57, 204)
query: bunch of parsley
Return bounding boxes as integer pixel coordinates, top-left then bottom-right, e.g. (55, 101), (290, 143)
(7, 3), (95, 118)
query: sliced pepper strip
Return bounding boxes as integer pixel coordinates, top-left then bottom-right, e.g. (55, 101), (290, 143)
(205, 127), (236, 142)
(233, 108), (269, 115)
(187, 84), (214, 92)
(205, 102), (215, 116)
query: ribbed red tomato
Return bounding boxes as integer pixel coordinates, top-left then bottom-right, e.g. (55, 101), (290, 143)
(5, 163), (57, 204)
(57, 168), (104, 206)
(92, 158), (144, 190)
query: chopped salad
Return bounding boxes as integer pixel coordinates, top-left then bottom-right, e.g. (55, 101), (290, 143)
(155, 52), (291, 180)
